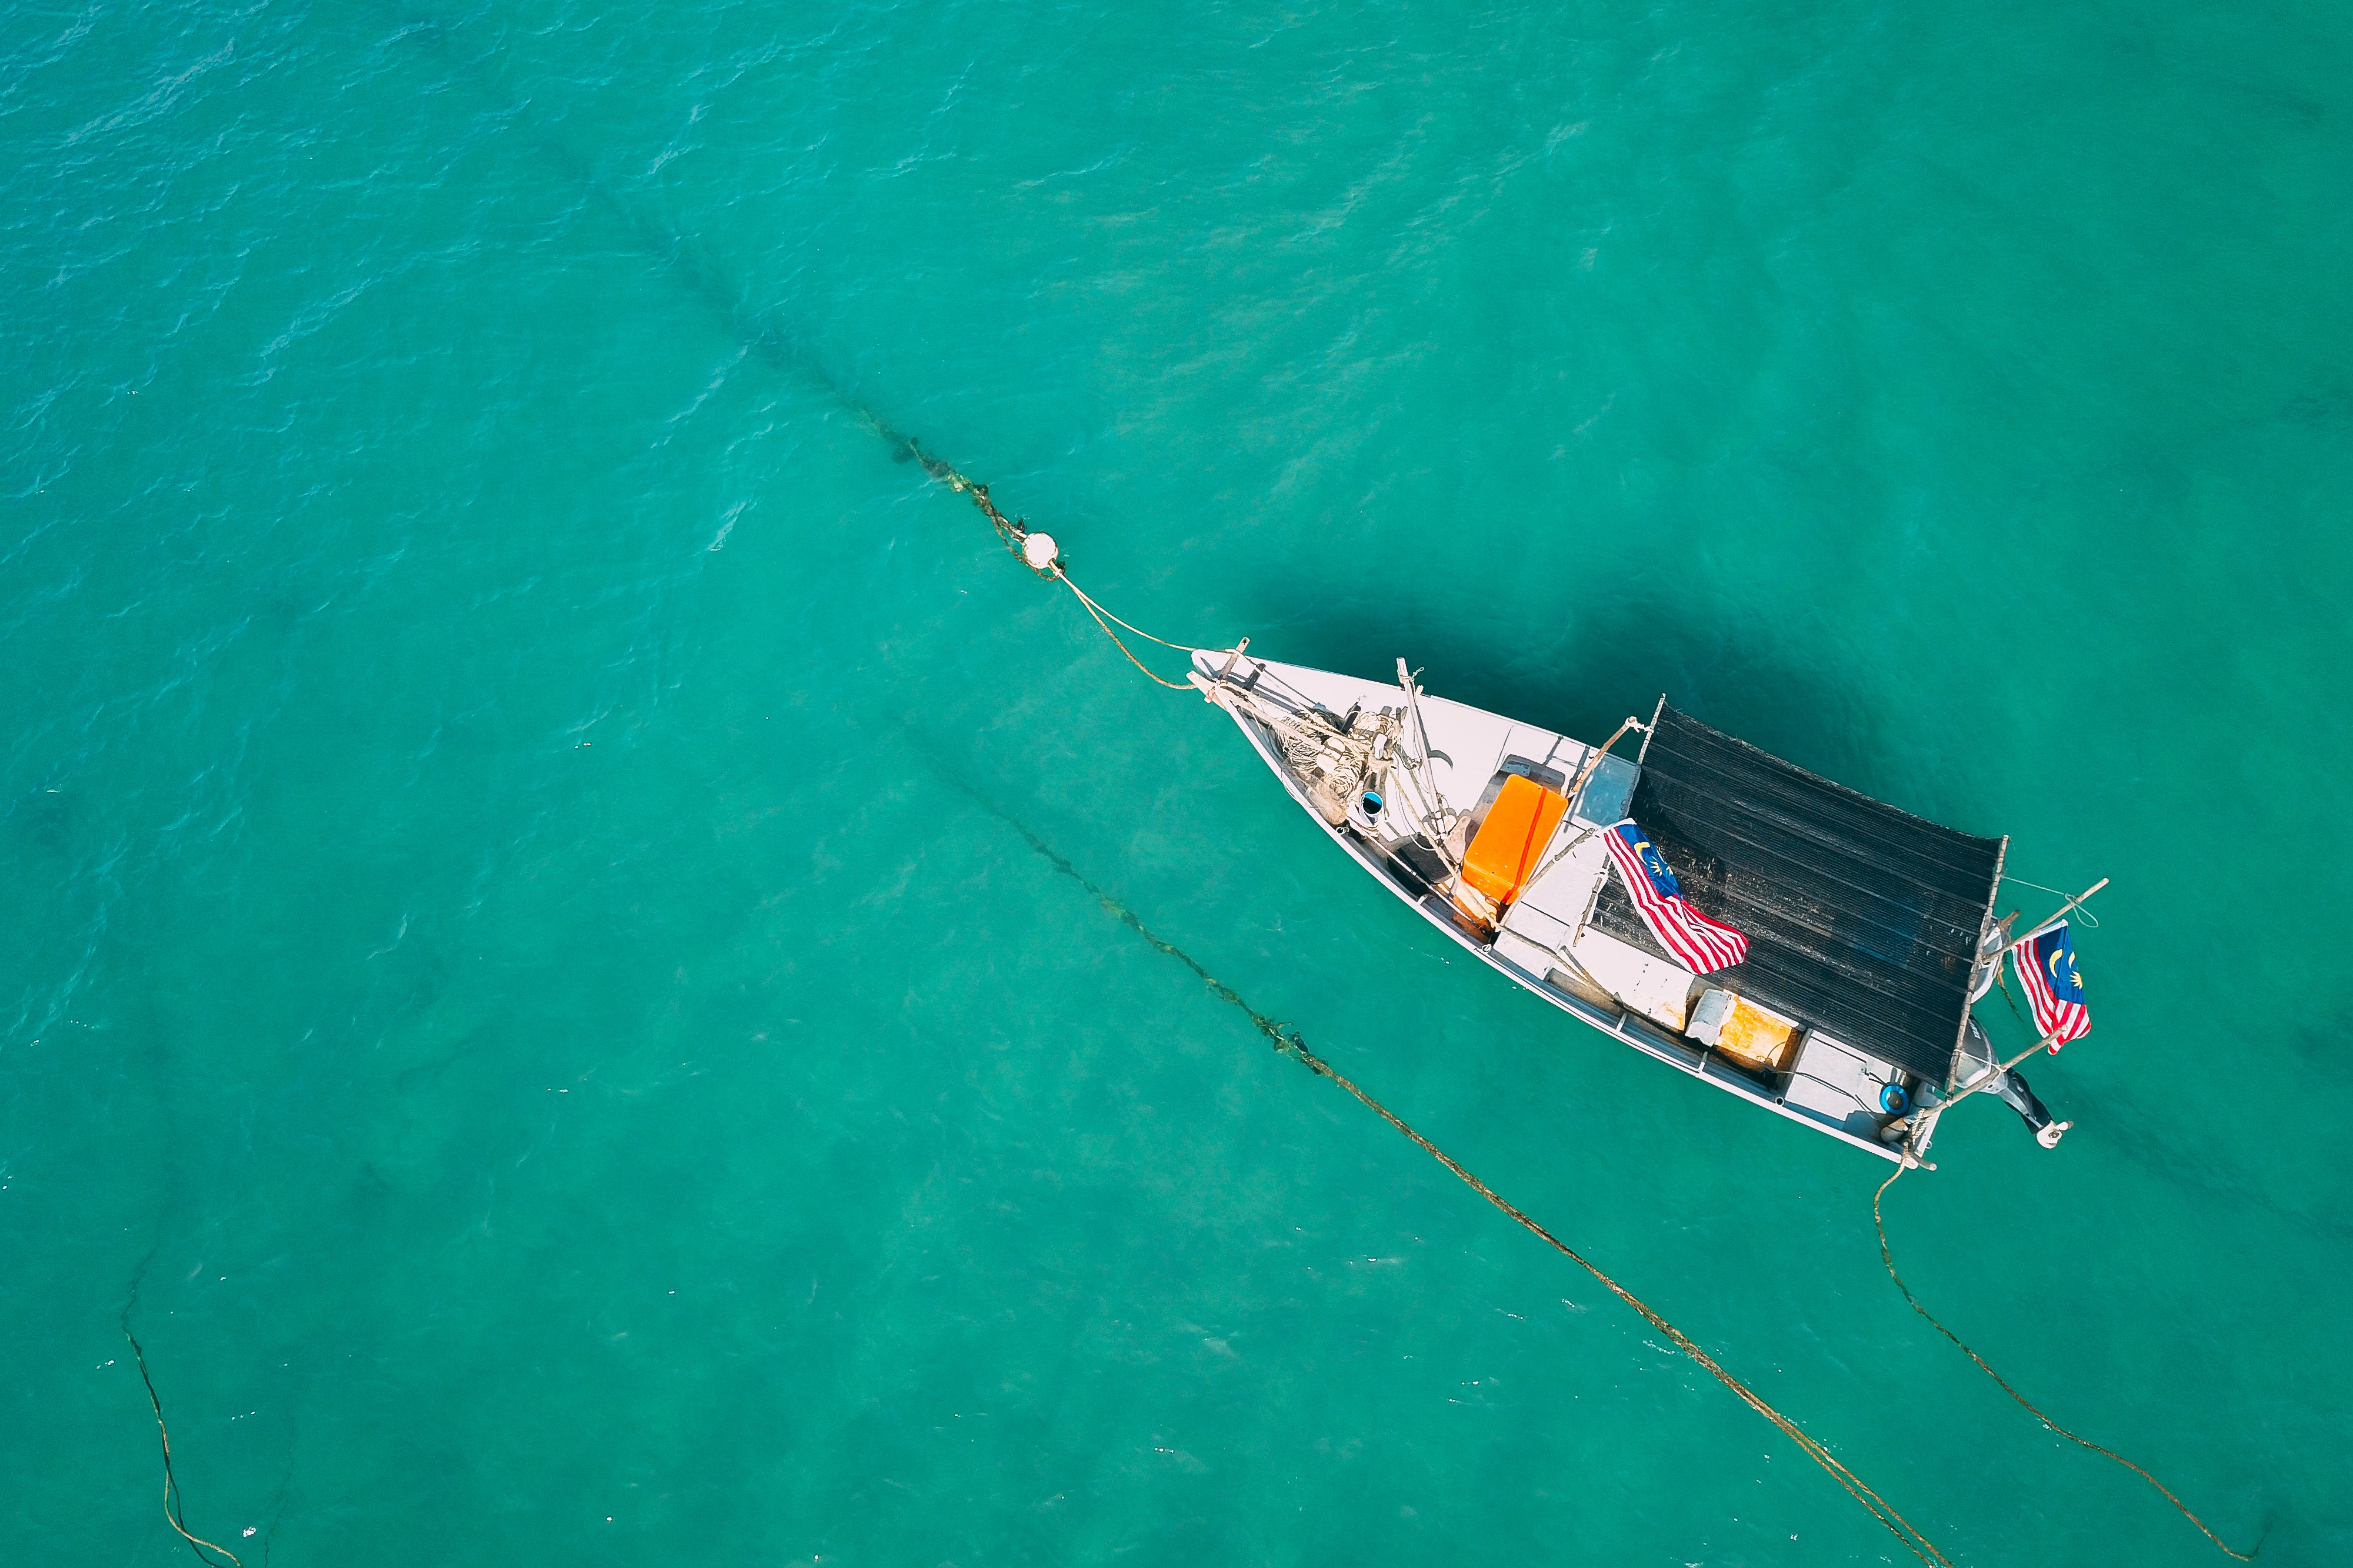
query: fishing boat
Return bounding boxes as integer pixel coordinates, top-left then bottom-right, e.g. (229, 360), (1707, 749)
(1189, 647), (2015, 1163)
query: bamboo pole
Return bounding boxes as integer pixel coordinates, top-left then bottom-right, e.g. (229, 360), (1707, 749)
(1505, 716), (1649, 910)
(1899, 1026), (2077, 1167)
(1391, 659), (1462, 871)
(1563, 714), (1648, 813)
(2002, 877), (2109, 952)
(1937, 1030), (2073, 1113)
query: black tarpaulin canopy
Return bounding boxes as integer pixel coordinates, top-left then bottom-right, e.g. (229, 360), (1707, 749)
(1589, 702), (2005, 1083)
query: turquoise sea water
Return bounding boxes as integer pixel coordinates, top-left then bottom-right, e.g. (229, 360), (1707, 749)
(8, 1), (2351, 1562)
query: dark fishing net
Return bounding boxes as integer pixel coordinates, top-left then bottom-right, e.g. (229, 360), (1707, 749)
(1589, 704), (2002, 1083)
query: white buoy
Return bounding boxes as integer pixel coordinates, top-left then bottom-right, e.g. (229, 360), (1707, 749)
(1022, 532), (1059, 571)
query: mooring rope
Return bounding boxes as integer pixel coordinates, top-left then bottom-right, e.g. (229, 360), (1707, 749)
(906, 439), (1204, 688)
(1871, 1165), (2255, 1559)
(1305, 1044), (1954, 1567)
(950, 778), (1955, 1567)
(1055, 572), (1201, 653)
(122, 1280), (243, 1568)
(1057, 580), (1197, 690)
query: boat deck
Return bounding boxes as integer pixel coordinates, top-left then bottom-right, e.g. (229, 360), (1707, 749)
(1194, 649), (1930, 1162)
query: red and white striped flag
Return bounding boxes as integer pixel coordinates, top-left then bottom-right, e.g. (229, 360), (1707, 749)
(2011, 920), (2091, 1050)
(1603, 820), (1748, 974)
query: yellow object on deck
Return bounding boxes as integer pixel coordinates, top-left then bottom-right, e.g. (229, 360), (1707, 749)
(1714, 997), (1804, 1073)
(1459, 775), (1570, 906)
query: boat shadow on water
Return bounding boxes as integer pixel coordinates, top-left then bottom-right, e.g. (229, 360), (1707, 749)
(1260, 585), (1924, 827)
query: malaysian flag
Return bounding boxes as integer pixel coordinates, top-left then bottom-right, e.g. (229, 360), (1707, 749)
(1602, 820), (1748, 974)
(2011, 920), (2091, 1049)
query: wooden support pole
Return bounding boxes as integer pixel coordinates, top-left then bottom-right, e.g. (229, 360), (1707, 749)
(1562, 715), (1647, 814)
(2003, 876), (2110, 953)
(1935, 1030), (2072, 1113)
(1900, 1025), (2078, 1166)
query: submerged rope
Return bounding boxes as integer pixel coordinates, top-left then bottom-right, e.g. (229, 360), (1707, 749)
(122, 1280), (242, 1568)
(1871, 1165), (2254, 1559)
(1305, 1044), (1952, 1567)
(955, 780), (1954, 1567)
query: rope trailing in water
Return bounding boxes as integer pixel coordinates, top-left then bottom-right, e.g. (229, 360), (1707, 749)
(900, 436), (1202, 688)
(955, 779), (1955, 1568)
(893, 433), (1029, 558)
(1871, 1165), (2256, 1559)
(1303, 1045), (1953, 1568)
(122, 1282), (243, 1568)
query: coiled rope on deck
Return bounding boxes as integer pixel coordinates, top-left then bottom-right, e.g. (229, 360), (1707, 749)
(1871, 1165), (2257, 1559)
(951, 776), (1955, 1568)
